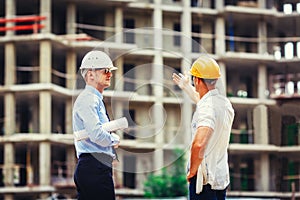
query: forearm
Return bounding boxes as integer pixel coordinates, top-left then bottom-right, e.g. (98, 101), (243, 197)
(188, 145), (204, 178)
(172, 73), (200, 104)
(187, 126), (213, 180)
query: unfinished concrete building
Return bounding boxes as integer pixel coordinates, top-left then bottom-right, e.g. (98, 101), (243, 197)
(0, 0), (300, 199)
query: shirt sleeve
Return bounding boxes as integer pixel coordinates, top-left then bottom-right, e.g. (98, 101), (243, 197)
(78, 98), (117, 147)
(195, 104), (216, 130)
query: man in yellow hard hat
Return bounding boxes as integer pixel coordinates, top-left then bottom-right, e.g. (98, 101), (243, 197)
(173, 56), (235, 200)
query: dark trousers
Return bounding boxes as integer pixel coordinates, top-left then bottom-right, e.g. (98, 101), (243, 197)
(74, 153), (115, 200)
(189, 176), (227, 200)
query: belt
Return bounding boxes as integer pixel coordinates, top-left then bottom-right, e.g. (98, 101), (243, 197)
(79, 153), (113, 167)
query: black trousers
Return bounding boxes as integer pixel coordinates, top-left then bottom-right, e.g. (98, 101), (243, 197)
(189, 176), (227, 200)
(74, 153), (115, 200)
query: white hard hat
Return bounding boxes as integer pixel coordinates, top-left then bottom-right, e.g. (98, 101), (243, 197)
(80, 50), (117, 77)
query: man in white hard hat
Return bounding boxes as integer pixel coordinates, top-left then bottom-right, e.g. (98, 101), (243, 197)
(73, 50), (120, 200)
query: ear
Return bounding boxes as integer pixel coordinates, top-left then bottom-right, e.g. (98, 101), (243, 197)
(194, 77), (200, 85)
(87, 70), (95, 80)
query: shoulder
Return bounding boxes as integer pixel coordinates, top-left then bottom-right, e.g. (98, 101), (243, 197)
(75, 90), (101, 109)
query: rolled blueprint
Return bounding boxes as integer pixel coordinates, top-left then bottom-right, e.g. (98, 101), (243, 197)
(102, 117), (128, 132)
(74, 117), (128, 141)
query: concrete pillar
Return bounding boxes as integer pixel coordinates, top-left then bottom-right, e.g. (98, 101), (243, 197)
(39, 27), (52, 198)
(181, 0), (191, 53)
(5, 0), (15, 36)
(258, 0), (266, 8)
(114, 57), (124, 91)
(5, 44), (16, 85)
(253, 105), (268, 144)
(258, 21), (267, 54)
(258, 64), (267, 100)
(215, 17), (226, 55)
(39, 142), (51, 184)
(4, 38), (16, 200)
(40, 0), (51, 33)
(215, 0), (224, 10)
(3, 143), (14, 186)
(114, 150), (123, 188)
(115, 7), (123, 43)
(219, 61), (227, 95)
(253, 105), (270, 191)
(255, 154), (270, 191)
(65, 51), (76, 134)
(40, 41), (52, 84)
(66, 3), (76, 35)
(180, 0), (193, 146)
(105, 12), (114, 39)
(66, 147), (76, 180)
(4, 94), (15, 135)
(152, 0), (164, 172)
(4, 43), (16, 134)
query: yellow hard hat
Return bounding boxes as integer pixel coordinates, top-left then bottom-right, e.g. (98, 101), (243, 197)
(190, 56), (221, 79)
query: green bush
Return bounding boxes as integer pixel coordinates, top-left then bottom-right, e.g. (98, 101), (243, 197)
(144, 149), (188, 198)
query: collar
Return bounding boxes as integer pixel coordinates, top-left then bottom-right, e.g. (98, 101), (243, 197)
(197, 89), (219, 106)
(85, 85), (103, 100)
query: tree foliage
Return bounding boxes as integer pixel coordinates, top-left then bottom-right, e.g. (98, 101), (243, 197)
(144, 149), (188, 198)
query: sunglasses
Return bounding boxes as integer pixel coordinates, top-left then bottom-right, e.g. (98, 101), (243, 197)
(94, 68), (111, 74)
(104, 68), (112, 74)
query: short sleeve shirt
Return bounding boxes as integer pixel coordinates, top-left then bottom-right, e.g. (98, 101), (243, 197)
(191, 89), (235, 190)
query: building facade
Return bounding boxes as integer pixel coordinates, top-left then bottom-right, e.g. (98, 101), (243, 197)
(0, 0), (300, 199)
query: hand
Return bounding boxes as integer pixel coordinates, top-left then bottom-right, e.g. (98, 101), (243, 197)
(172, 72), (189, 89)
(113, 142), (120, 149)
(186, 170), (196, 182)
(111, 133), (120, 148)
(172, 72), (200, 104)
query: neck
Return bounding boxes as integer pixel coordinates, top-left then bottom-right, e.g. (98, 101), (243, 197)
(199, 87), (208, 99)
(87, 82), (104, 93)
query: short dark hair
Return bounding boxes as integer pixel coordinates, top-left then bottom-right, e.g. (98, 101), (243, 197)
(202, 78), (217, 85)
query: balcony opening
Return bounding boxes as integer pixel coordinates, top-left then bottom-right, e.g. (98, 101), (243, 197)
(123, 109), (135, 140)
(52, 1), (67, 35)
(77, 6), (105, 40)
(0, 0), (4, 36)
(173, 23), (181, 46)
(0, 97), (3, 136)
(51, 145), (69, 187)
(14, 0), (41, 35)
(123, 155), (136, 189)
(16, 95), (39, 134)
(14, 144), (39, 187)
(16, 44), (39, 84)
(123, 63), (136, 92)
(52, 97), (66, 134)
(0, 46), (3, 85)
(124, 19), (135, 44)
(297, 42), (300, 58)
(230, 107), (253, 144)
(281, 159), (300, 192)
(282, 115), (298, 146)
(0, 144), (3, 187)
(52, 50), (66, 87)
(229, 156), (255, 191)
(192, 24), (201, 52)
